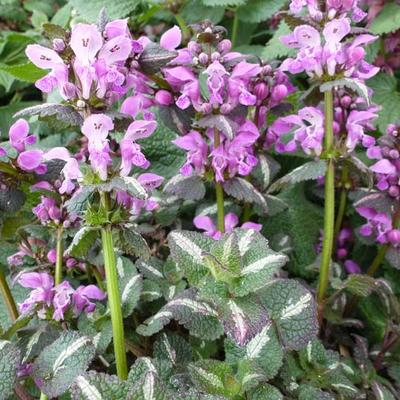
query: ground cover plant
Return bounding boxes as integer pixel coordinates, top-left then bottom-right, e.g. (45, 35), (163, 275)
(1, 0), (400, 399)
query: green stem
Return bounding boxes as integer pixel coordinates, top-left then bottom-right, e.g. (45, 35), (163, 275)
(0, 270), (18, 322)
(317, 89), (335, 305)
(214, 128), (225, 233)
(334, 165), (349, 238)
(55, 227), (64, 286)
(231, 8), (239, 48)
(175, 13), (190, 40)
(100, 192), (128, 380)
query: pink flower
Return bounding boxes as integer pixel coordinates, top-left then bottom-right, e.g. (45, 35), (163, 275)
(194, 212), (261, 240)
(70, 24), (103, 66)
(160, 26), (182, 51)
(52, 281), (74, 321)
(72, 285), (106, 315)
(9, 119), (36, 153)
(17, 150), (46, 173)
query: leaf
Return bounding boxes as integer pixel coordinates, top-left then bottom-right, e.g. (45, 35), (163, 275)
(69, 0), (141, 21)
(71, 371), (129, 399)
(136, 288), (224, 341)
(217, 296), (270, 346)
(343, 274), (377, 297)
(237, 0), (286, 23)
(103, 176), (147, 200)
(164, 174), (206, 201)
(0, 62), (46, 83)
(371, 381), (396, 400)
(153, 332), (193, 367)
(139, 43), (178, 75)
(368, 73), (400, 132)
(268, 160), (326, 193)
(225, 322), (283, 379)
(259, 279), (318, 350)
(66, 227), (99, 258)
(201, 0), (246, 5)
(262, 21), (296, 61)
(117, 257), (143, 318)
(197, 115), (238, 140)
(33, 331), (96, 398)
(168, 230), (214, 285)
(233, 229), (288, 297)
(386, 247), (400, 270)
(14, 104), (84, 127)
(0, 186), (26, 213)
(250, 384), (283, 400)
(252, 154), (281, 191)
(188, 360), (236, 398)
(140, 112), (186, 180)
(320, 78), (370, 106)
(114, 225), (151, 260)
(370, 2), (400, 35)
(65, 186), (96, 215)
(181, 0), (225, 24)
(223, 178), (268, 213)
(0, 340), (20, 400)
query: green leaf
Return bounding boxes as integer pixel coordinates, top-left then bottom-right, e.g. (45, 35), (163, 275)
(237, 0), (286, 23)
(71, 371), (130, 399)
(70, 0), (141, 21)
(66, 226), (99, 258)
(201, 0), (246, 5)
(371, 381), (396, 400)
(65, 186), (96, 215)
(263, 183), (323, 276)
(320, 78), (370, 106)
(233, 229), (288, 297)
(343, 274), (377, 297)
(368, 73), (400, 132)
(262, 21), (296, 61)
(188, 360), (237, 397)
(140, 112), (186, 181)
(370, 2), (400, 35)
(164, 174), (206, 201)
(51, 3), (73, 27)
(223, 178), (269, 213)
(0, 340), (20, 400)
(114, 225), (150, 260)
(33, 331), (96, 398)
(139, 43), (178, 75)
(181, 0), (225, 24)
(268, 160), (326, 193)
(153, 332), (193, 367)
(14, 103), (84, 127)
(117, 256), (143, 318)
(0, 62), (46, 83)
(137, 288), (224, 341)
(225, 321), (283, 379)
(250, 384), (283, 400)
(168, 230), (214, 285)
(259, 279), (318, 350)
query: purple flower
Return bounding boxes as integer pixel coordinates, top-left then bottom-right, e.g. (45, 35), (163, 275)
(47, 249), (57, 264)
(356, 206), (393, 244)
(17, 150), (46, 173)
(32, 196), (61, 224)
(72, 285), (106, 315)
(173, 131), (208, 176)
(105, 19), (130, 39)
(18, 272), (54, 315)
(120, 120), (157, 176)
(52, 281), (74, 321)
(160, 26), (182, 51)
(344, 259), (361, 274)
(345, 109), (377, 151)
(9, 119), (36, 152)
(70, 24), (103, 66)
(194, 212), (261, 240)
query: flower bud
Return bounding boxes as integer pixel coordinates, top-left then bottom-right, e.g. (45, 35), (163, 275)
(211, 52), (221, 62)
(52, 38), (65, 52)
(155, 90), (174, 106)
(220, 103), (233, 114)
(198, 52), (209, 65)
(340, 95), (352, 108)
(389, 149), (399, 159)
(344, 260), (361, 274)
(131, 40), (143, 54)
(218, 39), (232, 54)
(271, 84), (288, 102)
(388, 229), (400, 246)
(66, 258), (77, 268)
(254, 82), (269, 101)
(76, 100), (86, 108)
(388, 185), (400, 198)
(47, 249), (57, 264)
(187, 41), (201, 54)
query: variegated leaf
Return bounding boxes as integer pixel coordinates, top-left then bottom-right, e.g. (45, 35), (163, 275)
(164, 174), (206, 201)
(33, 331), (95, 398)
(0, 340), (20, 400)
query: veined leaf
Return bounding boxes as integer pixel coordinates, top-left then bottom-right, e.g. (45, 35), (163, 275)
(0, 340), (20, 400)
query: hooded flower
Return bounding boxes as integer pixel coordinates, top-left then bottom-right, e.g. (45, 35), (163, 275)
(9, 119), (36, 152)
(72, 285), (106, 315)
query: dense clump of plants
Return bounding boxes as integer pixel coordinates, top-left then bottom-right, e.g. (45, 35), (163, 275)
(1, 0), (400, 399)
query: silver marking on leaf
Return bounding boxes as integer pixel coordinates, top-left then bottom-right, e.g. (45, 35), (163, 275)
(245, 322), (272, 359)
(53, 336), (91, 374)
(76, 376), (102, 400)
(280, 293), (312, 320)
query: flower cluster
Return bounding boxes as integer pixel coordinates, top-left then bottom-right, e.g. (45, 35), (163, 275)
(17, 272), (106, 321)
(367, 123), (400, 199)
(194, 212), (261, 240)
(280, 18), (378, 80)
(357, 206), (400, 247)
